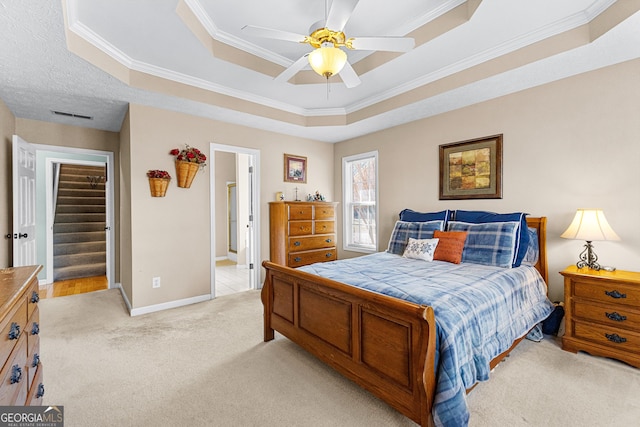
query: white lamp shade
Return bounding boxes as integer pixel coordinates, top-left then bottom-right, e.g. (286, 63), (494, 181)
(308, 46), (347, 78)
(560, 209), (620, 241)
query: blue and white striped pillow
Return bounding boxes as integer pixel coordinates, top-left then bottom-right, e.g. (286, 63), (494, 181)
(446, 221), (519, 268)
(387, 220), (444, 255)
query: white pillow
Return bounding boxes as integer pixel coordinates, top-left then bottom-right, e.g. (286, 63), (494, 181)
(402, 238), (439, 262)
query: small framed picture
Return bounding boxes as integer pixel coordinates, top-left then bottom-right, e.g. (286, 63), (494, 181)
(284, 153), (307, 183)
(439, 134), (503, 200)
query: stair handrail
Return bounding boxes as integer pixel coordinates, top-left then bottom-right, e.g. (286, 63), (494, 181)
(53, 163), (61, 215)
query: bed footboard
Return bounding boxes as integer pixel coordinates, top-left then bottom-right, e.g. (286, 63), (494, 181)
(261, 261), (437, 427)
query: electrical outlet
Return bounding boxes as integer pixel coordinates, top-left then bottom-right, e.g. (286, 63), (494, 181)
(152, 277), (161, 288)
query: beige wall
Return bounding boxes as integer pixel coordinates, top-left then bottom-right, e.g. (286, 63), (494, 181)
(125, 104), (334, 310)
(0, 99), (16, 267)
(335, 58), (640, 301)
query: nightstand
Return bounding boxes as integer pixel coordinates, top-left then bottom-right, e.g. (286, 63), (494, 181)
(560, 265), (640, 368)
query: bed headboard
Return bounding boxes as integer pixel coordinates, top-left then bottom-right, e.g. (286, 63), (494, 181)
(525, 217), (548, 285)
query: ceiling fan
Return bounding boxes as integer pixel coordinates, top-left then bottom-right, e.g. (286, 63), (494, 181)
(241, 0), (415, 88)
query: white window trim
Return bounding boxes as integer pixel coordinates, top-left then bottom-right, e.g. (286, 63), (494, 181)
(342, 150), (379, 254)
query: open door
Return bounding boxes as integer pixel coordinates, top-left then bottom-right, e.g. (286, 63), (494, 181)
(11, 135), (37, 266)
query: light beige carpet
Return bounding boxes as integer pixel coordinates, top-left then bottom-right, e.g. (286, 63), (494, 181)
(39, 289), (640, 426)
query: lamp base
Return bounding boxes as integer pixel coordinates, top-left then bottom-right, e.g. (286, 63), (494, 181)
(576, 241), (601, 270)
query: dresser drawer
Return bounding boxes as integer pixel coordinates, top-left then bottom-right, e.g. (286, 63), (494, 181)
(315, 205), (335, 220)
(289, 221), (313, 236)
(573, 300), (640, 330)
(574, 321), (640, 354)
(314, 220), (335, 234)
(0, 297), (27, 372)
(289, 235), (336, 252)
(289, 205), (313, 220)
(288, 248), (337, 267)
(0, 334), (28, 405)
(574, 280), (640, 306)
(26, 363), (44, 406)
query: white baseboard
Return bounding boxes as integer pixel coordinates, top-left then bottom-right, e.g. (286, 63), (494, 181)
(128, 293), (212, 317)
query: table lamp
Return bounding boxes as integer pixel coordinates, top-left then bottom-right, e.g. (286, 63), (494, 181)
(560, 209), (620, 270)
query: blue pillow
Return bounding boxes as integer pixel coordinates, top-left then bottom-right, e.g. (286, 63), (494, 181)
(453, 210), (529, 267)
(447, 221), (519, 268)
(399, 209), (452, 223)
(522, 227), (539, 266)
(387, 220), (444, 255)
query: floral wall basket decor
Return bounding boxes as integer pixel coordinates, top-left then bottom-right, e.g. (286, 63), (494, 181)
(147, 170), (171, 197)
(170, 144), (207, 188)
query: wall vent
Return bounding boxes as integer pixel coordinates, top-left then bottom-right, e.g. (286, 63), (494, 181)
(52, 110), (93, 120)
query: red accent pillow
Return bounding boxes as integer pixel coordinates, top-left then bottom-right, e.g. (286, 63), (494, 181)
(433, 230), (467, 264)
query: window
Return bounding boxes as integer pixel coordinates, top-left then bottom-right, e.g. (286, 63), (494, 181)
(343, 151), (378, 253)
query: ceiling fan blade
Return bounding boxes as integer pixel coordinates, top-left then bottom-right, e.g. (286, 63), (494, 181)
(241, 25), (307, 43)
(275, 54), (310, 83)
(348, 36), (415, 52)
(325, 0), (360, 31)
(339, 61), (361, 88)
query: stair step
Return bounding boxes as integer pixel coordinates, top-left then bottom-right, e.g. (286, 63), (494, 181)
(57, 196), (105, 205)
(54, 241), (106, 256)
(54, 251), (106, 268)
(56, 204), (106, 214)
(54, 231), (106, 244)
(54, 263), (106, 282)
(55, 213), (106, 223)
(58, 180), (106, 191)
(57, 188), (105, 198)
(53, 222), (105, 233)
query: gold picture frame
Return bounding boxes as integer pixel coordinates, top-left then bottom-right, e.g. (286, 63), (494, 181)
(439, 134), (503, 200)
(284, 153), (307, 183)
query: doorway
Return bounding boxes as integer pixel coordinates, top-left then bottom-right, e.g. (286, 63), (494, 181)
(210, 143), (260, 298)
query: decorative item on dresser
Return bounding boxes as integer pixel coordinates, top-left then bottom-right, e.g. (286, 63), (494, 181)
(560, 265), (640, 368)
(269, 201), (338, 267)
(0, 265), (45, 405)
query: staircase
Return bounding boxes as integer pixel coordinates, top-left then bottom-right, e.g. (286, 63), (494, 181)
(53, 164), (107, 282)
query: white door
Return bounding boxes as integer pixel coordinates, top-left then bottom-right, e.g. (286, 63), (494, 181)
(12, 135), (37, 266)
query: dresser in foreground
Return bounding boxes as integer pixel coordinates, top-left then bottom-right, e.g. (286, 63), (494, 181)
(560, 265), (640, 368)
(0, 265), (44, 405)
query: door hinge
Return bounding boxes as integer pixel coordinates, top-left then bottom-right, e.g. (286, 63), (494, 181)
(249, 263), (254, 269)
(249, 166), (253, 173)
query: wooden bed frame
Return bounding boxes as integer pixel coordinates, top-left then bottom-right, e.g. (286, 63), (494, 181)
(261, 217), (548, 426)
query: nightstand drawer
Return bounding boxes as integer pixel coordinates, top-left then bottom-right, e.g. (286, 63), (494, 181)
(573, 300), (640, 330)
(289, 235), (336, 252)
(574, 321), (640, 354)
(574, 280), (640, 306)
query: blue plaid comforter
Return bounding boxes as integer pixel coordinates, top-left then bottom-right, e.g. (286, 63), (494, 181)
(298, 252), (554, 427)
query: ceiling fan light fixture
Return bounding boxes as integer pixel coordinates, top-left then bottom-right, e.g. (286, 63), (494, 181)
(308, 45), (347, 79)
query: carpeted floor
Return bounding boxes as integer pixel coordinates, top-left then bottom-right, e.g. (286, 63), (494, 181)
(39, 289), (640, 426)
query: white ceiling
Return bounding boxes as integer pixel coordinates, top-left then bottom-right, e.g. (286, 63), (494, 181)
(1, 0), (639, 143)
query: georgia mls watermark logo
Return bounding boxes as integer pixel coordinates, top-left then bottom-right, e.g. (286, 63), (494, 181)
(0, 406), (63, 427)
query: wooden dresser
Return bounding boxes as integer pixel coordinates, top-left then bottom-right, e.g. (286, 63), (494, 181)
(560, 265), (640, 368)
(0, 265), (45, 405)
(269, 201), (338, 268)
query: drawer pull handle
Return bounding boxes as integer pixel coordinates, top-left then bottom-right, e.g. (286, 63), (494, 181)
(8, 322), (20, 340)
(325, 239), (332, 243)
(31, 290), (40, 303)
(10, 365), (22, 384)
(300, 226), (305, 230)
(31, 322), (40, 335)
(294, 257), (302, 262)
(36, 383), (45, 399)
(326, 252), (333, 258)
(605, 290), (626, 299)
(606, 312), (627, 322)
(605, 333), (627, 344)
(294, 241), (301, 246)
(32, 353), (40, 368)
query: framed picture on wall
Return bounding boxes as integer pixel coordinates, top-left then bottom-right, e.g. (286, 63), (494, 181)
(439, 134), (503, 200)
(284, 153), (307, 183)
